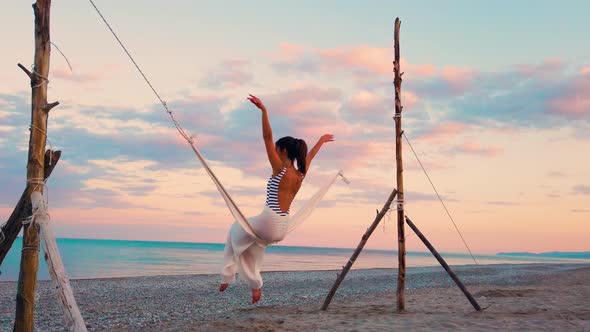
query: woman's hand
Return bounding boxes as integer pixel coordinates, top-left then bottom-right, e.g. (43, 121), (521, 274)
(247, 94), (267, 112)
(306, 134), (334, 171)
(319, 134), (334, 144)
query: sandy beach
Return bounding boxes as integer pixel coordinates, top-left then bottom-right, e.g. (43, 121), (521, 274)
(1, 263), (588, 331)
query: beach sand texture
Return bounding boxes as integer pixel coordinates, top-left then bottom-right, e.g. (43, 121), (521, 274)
(1, 263), (588, 331)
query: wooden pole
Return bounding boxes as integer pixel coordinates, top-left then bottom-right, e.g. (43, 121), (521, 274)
(15, 0), (56, 330)
(393, 17), (406, 312)
(0, 150), (60, 268)
(321, 189), (398, 310)
(405, 216), (482, 311)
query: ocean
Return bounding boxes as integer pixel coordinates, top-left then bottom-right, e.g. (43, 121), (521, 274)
(0, 238), (584, 281)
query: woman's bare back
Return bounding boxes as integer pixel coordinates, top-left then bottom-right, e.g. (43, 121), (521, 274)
(276, 167), (304, 213)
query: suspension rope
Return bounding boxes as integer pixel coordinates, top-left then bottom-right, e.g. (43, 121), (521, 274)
(87, 0), (194, 146)
(402, 132), (478, 265)
(86, 0), (269, 241)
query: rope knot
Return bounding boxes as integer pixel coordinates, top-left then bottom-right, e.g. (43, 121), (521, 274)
(30, 66), (50, 89)
(26, 192), (51, 229)
(22, 215), (34, 226)
(337, 171), (351, 185)
(188, 135), (196, 144)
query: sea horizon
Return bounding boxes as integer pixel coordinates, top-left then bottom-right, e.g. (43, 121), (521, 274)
(1, 237), (587, 282)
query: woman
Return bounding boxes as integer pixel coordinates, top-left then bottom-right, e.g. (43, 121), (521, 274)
(219, 94), (334, 304)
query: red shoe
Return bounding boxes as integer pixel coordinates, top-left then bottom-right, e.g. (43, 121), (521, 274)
(219, 283), (229, 292)
(252, 288), (262, 304)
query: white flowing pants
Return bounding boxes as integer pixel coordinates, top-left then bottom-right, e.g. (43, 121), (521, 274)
(221, 206), (290, 289)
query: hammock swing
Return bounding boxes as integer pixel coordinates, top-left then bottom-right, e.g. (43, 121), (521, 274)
(86, 0), (348, 245)
(191, 137), (348, 246)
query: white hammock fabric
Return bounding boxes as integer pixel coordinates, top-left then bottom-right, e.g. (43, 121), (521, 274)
(85, 0), (345, 256)
(219, 170), (348, 289)
(190, 142), (347, 244)
(286, 170), (348, 235)
(30, 192), (88, 331)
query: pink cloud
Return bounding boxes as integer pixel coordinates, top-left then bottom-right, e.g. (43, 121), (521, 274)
(417, 122), (471, 144)
(580, 66), (590, 75)
(405, 158), (449, 172)
(513, 58), (565, 80)
(403, 90), (418, 108)
(272, 43), (438, 80)
(341, 89), (418, 124)
(400, 59), (437, 77)
(454, 142), (502, 157)
(298, 114), (351, 140)
(348, 89), (418, 112)
(319, 46), (440, 79)
(349, 90), (381, 111)
(221, 59), (250, 67)
(441, 66), (476, 81)
(440, 66), (478, 94)
(263, 85), (342, 115)
(319, 46), (391, 75)
(202, 59), (253, 88)
(548, 75), (590, 116)
(321, 139), (393, 170)
(273, 43), (306, 60)
(51, 68), (102, 83)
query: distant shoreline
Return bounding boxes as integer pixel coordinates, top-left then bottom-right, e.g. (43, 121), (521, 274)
(2, 237), (588, 282)
(10, 236), (589, 258)
(497, 251), (590, 259)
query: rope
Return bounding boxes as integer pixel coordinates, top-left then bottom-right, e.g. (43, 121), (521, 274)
(86, 0), (266, 241)
(29, 124), (54, 164)
(27, 124), (52, 204)
(22, 216), (34, 226)
(88, 0), (348, 244)
(30, 65), (49, 89)
(87, 0), (194, 146)
(50, 42), (73, 72)
(402, 132), (478, 265)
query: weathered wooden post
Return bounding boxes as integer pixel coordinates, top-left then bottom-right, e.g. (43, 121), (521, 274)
(321, 189), (398, 310)
(405, 216), (482, 311)
(393, 17), (406, 312)
(14, 0), (57, 330)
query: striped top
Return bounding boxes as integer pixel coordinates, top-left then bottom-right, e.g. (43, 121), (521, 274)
(266, 167), (306, 216)
(266, 167), (289, 216)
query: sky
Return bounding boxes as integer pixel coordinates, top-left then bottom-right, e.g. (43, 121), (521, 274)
(1, 0), (589, 254)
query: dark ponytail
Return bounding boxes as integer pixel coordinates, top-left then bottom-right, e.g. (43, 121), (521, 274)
(295, 138), (308, 175)
(275, 136), (308, 175)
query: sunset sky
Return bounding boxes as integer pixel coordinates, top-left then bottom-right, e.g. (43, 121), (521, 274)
(1, 0), (589, 254)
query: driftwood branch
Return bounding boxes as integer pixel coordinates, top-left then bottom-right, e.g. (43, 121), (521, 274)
(405, 216), (482, 311)
(17, 63), (33, 80)
(393, 16), (406, 312)
(0, 149), (60, 268)
(44, 101), (60, 112)
(321, 189), (398, 310)
(15, 1), (54, 329)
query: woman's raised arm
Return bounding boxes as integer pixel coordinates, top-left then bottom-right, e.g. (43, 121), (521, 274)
(247, 94), (282, 173)
(306, 134), (334, 171)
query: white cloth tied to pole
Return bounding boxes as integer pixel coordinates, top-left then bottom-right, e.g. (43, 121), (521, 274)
(189, 143), (346, 245)
(286, 170), (347, 235)
(30, 192), (88, 332)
